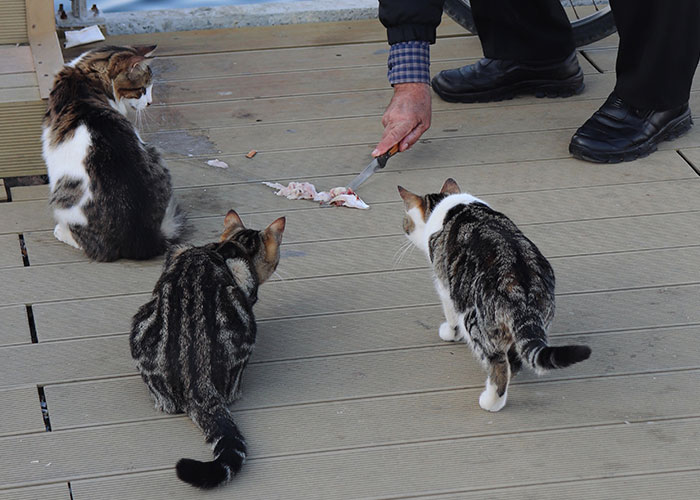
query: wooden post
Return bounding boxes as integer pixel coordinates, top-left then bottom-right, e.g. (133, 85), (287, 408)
(26, 0), (65, 99)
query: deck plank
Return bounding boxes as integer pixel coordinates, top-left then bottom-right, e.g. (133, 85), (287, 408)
(147, 70), (612, 128)
(144, 92), (700, 157)
(149, 37), (479, 82)
(29, 281), (700, 347)
(30, 325), (700, 414)
(0, 234), (22, 269)
(0, 484), (71, 500)
(63, 17), (469, 59)
(9, 185), (49, 202)
(394, 471), (700, 500)
(13, 418), (698, 497)
(0, 46), (35, 75)
(0, 386), (44, 436)
(5, 241), (700, 308)
(0, 305), (31, 346)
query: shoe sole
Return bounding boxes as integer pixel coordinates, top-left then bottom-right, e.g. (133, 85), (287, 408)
(431, 69), (585, 104)
(569, 110), (694, 164)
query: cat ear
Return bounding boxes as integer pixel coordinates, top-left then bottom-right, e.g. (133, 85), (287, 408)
(264, 217), (286, 244)
(133, 45), (157, 58)
(397, 186), (423, 211)
(440, 178), (461, 195)
(263, 217), (286, 260)
(223, 209), (245, 232)
(127, 55), (147, 73)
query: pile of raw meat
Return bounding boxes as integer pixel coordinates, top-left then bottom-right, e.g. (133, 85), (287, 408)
(262, 181), (369, 209)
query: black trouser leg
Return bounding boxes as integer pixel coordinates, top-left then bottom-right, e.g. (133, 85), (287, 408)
(611, 0), (700, 110)
(470, 0), (575, 63)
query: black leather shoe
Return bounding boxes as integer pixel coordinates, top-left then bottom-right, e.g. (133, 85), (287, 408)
(431, 51), (584, 103)
(569, 94), (693, 163)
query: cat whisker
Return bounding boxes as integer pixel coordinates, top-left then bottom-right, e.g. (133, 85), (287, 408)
(392, 239), (415, 269)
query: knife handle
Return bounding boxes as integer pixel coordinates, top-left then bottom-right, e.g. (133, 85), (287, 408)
(377, 143), (400, 168)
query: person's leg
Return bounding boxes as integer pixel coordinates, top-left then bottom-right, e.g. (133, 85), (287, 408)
(569, 0), (700, 163)
(431, 0), (582, 103)
(471, 0), (574, 63)
(611, 0), (700, 110)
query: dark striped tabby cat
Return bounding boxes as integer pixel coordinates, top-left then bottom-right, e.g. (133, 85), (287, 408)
(130, 210), (286, 488)
(399, 179), (590, 412)
(42, 45), (183, 261)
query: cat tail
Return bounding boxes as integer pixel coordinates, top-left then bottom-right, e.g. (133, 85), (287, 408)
(515, 324), (591, 374)
(160, 197), (186, 244)
(176, 401), (246, 489)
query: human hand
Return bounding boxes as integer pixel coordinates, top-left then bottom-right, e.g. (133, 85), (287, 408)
(373, 82), (432, 157)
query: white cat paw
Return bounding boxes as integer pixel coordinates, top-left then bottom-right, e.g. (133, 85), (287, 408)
(53, 224), (80, 249)
(479, 381), (507, 412)
(439, 322), (459, 341)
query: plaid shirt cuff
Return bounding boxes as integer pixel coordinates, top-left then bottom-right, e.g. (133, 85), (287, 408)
(387, 41), (430, 85)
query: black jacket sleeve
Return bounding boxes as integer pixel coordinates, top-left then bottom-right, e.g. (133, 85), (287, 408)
(378, 0), (445, 45)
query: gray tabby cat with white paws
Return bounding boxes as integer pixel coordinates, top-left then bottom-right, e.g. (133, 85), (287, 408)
(399, 178), (591, 412)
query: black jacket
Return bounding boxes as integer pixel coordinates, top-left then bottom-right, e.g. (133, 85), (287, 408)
(379, 0), (445, 45)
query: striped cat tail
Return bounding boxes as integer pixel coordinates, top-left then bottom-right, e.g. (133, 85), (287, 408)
(515, 325), (591, 374)
(176, 403), (246, 489)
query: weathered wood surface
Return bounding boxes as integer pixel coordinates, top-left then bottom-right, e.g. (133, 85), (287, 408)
(2, 16), (700, 500)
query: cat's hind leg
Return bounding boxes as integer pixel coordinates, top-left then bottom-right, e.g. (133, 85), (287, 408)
(435, 281), (463, 341)
(53, 224), (81, 249)
(479, 352), (510, 412)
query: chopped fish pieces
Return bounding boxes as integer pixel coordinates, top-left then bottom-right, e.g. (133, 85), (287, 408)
(262, 181), (369, 209)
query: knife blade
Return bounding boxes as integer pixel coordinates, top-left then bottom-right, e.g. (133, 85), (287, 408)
(346, 143), (400, 192)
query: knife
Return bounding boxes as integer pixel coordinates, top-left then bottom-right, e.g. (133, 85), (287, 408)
(346, 143), (400, 192)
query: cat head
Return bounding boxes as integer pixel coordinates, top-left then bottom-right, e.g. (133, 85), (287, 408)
(71, 45), (157, 112)
(220, 209), (286, 283)
(397, 178), (462, 250)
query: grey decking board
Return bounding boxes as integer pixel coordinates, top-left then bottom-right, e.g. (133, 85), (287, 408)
(161, 142), (685, 190)
(0, 260), (162, 306)
(0, 484), (71, 500)
(0, 234), (22, 269)
(147, 72), (616, 131)
(678, 147), (700, 175)
(23, 210), (700, 271)
(0, 386), (44, 436)
(406, 470), (700, 500)
(22, 244), (700, 340)
(144, 92), (700, 157)
(0, 335), (135, 389)
(9, 185), (48, 202)
(70, 470), (700, 500)
(59, 419), (700, 499)
(29, 282), (700, 347)
(0, 200), (53, 235)
(145, 98), (606, 156)
(9, 241), (700, 307)
(11, 149), (696, 236)
(172, 175), (700, 223)
(0, 305), (30, 346)
(32, 294), (156, 342)
(44, 369), (700, 446)
(42, 326), (700, 426)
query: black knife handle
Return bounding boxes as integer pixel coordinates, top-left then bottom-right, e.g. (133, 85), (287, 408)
(376, 143), (400, 169)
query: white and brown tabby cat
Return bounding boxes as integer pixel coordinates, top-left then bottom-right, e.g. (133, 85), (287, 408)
(42, 45), (183, 261)
(399, 178), (591, 412)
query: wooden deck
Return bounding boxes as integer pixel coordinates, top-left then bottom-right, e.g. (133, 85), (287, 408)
(2, 17), (700, 500)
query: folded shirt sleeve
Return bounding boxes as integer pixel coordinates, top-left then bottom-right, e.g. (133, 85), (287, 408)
(387, 41), (431, 85)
